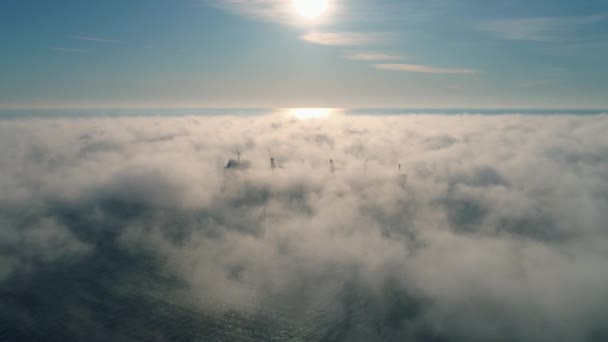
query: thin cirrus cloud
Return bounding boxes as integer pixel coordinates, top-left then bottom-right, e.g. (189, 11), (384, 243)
(205, 0), (295, 25)
(517, 79), (554, 88)
(374, 63), (475, 74)
(52, 47), (90, 53)
(300, 32), (389, 46)
(478, 15), (605, 42)
(346, 51), (402, 61)
(71, 35), (127, 44)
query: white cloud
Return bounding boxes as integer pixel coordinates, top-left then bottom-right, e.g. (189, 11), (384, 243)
(2, 113), (608, 340)
(374, 63), (475, 74)
(206, 0), (302, 25)
(346, 51), (402, 61)
(52, 47), (90, 53)
(301, 32), (389, 46)
(71, 35), (127, 44)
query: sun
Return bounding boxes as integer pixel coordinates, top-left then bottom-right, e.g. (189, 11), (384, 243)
(293, 0), (328, 19)
(286, 108), (336, 120)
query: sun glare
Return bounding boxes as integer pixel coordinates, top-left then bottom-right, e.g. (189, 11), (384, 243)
(293, 0), (328, 19)
(287, 108), (336, 120)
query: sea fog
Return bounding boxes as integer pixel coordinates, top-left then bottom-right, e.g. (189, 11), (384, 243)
(1, 110), (608, 341)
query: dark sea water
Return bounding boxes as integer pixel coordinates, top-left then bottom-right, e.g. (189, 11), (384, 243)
(1, 237), (329, 341)
(0, 205), (428, 342)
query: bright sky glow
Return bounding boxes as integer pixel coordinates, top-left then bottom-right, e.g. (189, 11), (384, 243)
(287, 108), (336, 120)
(293, 0), (328, 19)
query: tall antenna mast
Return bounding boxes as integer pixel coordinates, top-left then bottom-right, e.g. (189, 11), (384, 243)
(398, 163), (408, 186)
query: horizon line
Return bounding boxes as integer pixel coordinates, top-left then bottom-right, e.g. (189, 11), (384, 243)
(1, 106), (607, 111)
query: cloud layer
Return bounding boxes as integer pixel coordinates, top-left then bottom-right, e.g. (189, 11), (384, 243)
(374, 63), (475, 74)
(479, 15), (605, 42)
(346, 51), (403, 61)
(300, 32), (389, 46)
(1, 113), (608, 341)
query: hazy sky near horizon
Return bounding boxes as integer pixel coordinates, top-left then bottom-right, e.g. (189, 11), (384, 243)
(2, 0), (608, 109)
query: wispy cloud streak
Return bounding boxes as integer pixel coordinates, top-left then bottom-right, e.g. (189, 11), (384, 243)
(479, 15), (605, 42)
(301, 32), (389, 46)
(346, 51), (402, 61)
(374, 63), (475, 74)
(52, 47), (90, 53)
(206, 0), (295, 25)
(72, 35), (127, 44)
(517, 79), (555, 88)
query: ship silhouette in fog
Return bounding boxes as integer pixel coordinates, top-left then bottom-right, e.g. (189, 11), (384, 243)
(224, 150), (407, 185)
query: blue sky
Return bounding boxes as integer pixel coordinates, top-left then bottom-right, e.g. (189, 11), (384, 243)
(1, 0), (607, 109)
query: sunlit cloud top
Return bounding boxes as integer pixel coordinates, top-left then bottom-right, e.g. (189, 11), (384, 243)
(283, 107), (341, 120)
